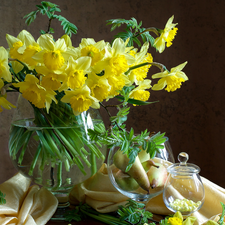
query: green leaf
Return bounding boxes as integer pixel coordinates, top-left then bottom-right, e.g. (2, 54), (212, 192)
(0, 191), (6, 205)
(218, 202), (225, 225)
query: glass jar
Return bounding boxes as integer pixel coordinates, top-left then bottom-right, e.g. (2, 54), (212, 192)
(163, 152), (205, 216)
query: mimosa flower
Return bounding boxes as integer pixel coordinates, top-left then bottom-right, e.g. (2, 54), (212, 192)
(13, 74), (57, 112)
(154, 15), (178, 53)
(33, 34), (69, 72)
(0, 79), (16, 112)
(59, 56), (91, 91)
(86, 72), (111, 101)
(0, 47), (12, 82)
(129, 79), (152, 104)
(61, 85), (100, 116)
(152, 62), (188, 92)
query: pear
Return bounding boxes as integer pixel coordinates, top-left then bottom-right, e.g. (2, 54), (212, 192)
(115, 170), (139, 191)
(147, 163), (168, 189)
(138, 149), (150, 163)
(142, 159), (159, 172)
(113, 150), (150, 192)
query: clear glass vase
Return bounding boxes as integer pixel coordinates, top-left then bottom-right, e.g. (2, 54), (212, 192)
(8, 95), (107, 219)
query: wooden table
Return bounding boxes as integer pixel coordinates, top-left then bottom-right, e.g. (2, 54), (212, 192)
(46, 214), (164, 224)
(46, 218), (105, 224)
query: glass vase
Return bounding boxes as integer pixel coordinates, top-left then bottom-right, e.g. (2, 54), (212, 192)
(8, 95), (107, 219)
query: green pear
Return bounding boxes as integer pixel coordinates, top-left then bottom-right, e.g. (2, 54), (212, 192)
(138, 149), (150, 163)
(142, 159), (159, 172)
(113, 150), (150, 192)
(147, 163), (168, 189)
(115, 170), (139, 191)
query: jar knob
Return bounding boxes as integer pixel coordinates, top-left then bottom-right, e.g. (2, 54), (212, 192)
(178, 152), (189, 166)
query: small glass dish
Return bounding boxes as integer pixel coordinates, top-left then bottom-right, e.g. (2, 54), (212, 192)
(163, 152), (205, 216)
(107, 141), (175, 203)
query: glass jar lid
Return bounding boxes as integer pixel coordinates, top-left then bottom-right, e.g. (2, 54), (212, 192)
(167, 152), (200, 175)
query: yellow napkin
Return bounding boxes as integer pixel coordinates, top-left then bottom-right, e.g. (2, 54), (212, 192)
(0, 173), (58, 225)
(69, 163), (225, 225)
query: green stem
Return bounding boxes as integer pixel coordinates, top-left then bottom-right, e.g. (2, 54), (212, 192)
(90, 151), (97, 176)
(125, 62), (167, 75)
(28, 143), (42, 176)
(80, 208), (130, 225)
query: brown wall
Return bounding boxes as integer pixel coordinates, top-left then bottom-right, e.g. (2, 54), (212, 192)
(0, 0), (225, 187)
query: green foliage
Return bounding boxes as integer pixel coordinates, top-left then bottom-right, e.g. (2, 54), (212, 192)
(106, 17), (157, 47)
(218, 202), (225, 225)
(117, 199), (153, 224)
(146, 132), (166, 158)
(64, 200), (156, 225)
(0, 191), (6, 205)
(23, 1), (78, 37)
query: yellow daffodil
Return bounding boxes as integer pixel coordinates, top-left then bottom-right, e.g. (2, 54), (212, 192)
(6, 30), (41, 72)
(33, 34), (69, 72)
(13, 74), (57, 112)
(35, 65), (66, 91)
(0, 79), (16, 112)
(154, 15), (178, 53)
(167, 211), (196, 225)
(59, 56), (91, 91)
(86, 72), (111, 101)
(103, 38), (135, 77)
(61, 34), (73, 49)
(79, 38), (106, 66)
(106, 73), (130, 98)
(152, 62), (188, 92)
(128, 42), (153, 83)
(129, 79), (151, 104)
(0, 47), (11, 82)
(61, 85), (100, 116)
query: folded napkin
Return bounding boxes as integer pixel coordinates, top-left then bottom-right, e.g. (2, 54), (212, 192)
(69, 163), (225, 225)
(0, 173), (58, 225)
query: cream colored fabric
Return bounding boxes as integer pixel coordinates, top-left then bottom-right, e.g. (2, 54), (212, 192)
(69, 163), (225, 225)
(0, 173), (58, 225)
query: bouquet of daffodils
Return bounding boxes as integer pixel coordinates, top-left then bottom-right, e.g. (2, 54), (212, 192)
(0, 2), (188, 183)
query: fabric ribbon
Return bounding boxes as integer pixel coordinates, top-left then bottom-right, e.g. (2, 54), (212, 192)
(69, 163), (225, 225)
(0, 173), (58, 225)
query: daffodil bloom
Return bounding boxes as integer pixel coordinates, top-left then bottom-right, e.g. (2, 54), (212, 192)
(129, 79), (151, 104)
(107, 73), (130, 98)
(167, 211), (196, 225)
(152, 62), (188, 92)
(0, 79), (16, 112)
(154, 15), (178, 53)
(61, 34), (73, 49)
(61, 85), (100, 116)
(33, 34), (69, 72)
(128, 42), (153, 83)
(0, 47), (12, 82)
(59, 56), (91, 91)
(79, 38), (106, 66)
(13, 74), (57, 112)
(86, 72), (111, 101)
(35, 65), (66, 91)
(6, 30), (41, 72)
(103, 38), (135, 77)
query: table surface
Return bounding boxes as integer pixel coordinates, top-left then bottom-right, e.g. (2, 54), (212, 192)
(46, 218), (105, 224)
(46, 213), (164, 224)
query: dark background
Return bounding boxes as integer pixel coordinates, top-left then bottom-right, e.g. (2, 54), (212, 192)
(0, 0), (225, 187)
